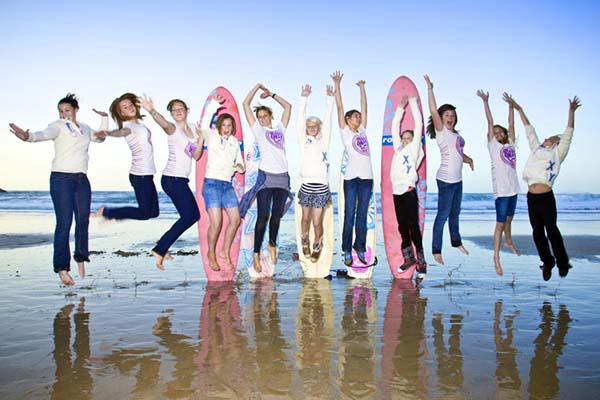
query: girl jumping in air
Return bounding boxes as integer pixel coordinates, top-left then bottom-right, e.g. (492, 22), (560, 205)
(424, 75), (473, 266)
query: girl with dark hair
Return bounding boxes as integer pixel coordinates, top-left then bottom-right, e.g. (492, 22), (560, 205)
(424, 75), (473, 266)
(507, 95), (581, 281)
(476, 90), (521, 276)
(241, 83), (292, 273)
(198, 94), (245, 271)
(331, 71), (373, 266)
(9, 94), (121, 285)
(138, 95), (203, 270)
(96, 93), (159, 223)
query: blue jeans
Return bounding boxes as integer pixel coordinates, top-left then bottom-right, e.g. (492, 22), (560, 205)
(103, 174), (159, 220)
(432, 179), (463, 254)
(342, 178), (373, 253)
(495, 194), (518, 223)
(153, 175), (200, 257)
(202, 178), (239, 209)
(49, 172), (91, 273)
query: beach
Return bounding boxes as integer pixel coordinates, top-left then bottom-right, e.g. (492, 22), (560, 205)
(1, 196), (600, 399)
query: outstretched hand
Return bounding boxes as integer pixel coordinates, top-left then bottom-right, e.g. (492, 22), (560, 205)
(356, 80), (366, 89)
(301, 84), (312, 97)
(92, 108), (108, 117)
(95, 130), (108, 139)
(138, 95), (154, 112)
(326, 84), (335, 97)
(9, 123), (29, 141)
(259, 86), (273, 99)
(502, 92), (520, 110)
(476, 90), (489, 102)
(330, 71), (343, 85)
(424, 74), (433, 90)
(194, 122), (205, 141)
(569, 95), (581, 112)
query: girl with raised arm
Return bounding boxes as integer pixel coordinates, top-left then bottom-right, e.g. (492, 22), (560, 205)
(424, 75), (473, 266)
(240, 83), (292, 273)
(331, 71), (373, 266)
(507, 95), (581, 281)
(96, 93), (159, 222)
(138, 95), (203, 270)
(297, 84), (334, 262)
(197, 94), (245, 271)
(9, 93), (119, 285)
(390, 95), (427, 278)
(476, 90), (521, 276)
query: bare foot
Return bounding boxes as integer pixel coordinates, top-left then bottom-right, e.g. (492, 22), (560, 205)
(494, 256), (504, 276)
(504, 242), (521, 256)
(151, 250), (165, 271)
(267, 243), (277, 264)
(457, 245), (469, 255)
(433, 253), (444, 265)
(253, 253), (262, 273)
(207, 251), (221, 271)
(77, 261), (85, 278)
(218, 249), (233, 269)
(58, 270), (75, 286)
(164, 251), (174, 260)
(94, 205), (105, 218)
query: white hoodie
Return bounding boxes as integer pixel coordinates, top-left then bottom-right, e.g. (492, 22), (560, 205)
(390, 98), (424, 195)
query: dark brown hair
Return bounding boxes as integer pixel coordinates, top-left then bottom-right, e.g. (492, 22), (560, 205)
(215, 113), (236, 135)
(494, 124), (509, 144)
(426, 104), (457, 138)
(58, 93), (79, 109)
(167, 99), (189, 112)
(344, 109), (361, 123)
(109, 92), (144, 129)
(254, 105), (273, 119)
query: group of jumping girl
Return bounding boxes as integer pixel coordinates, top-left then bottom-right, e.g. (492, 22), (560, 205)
(9, 74), (581, 286)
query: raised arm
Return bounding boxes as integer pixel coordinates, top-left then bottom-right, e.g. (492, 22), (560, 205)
(330, 71), (345, 129)
(408, 97), (423, 154)
(273, 92), (292, 129)
(139, 95), (176, 135)
(504, 93), (516, 143)
(242, 83), (265, 127)
(194, 122), (205, 160)
(297, 85), (310, 145)
(90, 109), (109, 142)
(476, 90), (494, 141)
(322, 85), (335, 148)
(201, 96), (222, 135)
(11, 122), (60, 142)
(391, 96), (407, 154)
(424, 75), (443, 133)
(357, 80), (367, 129)
(557, 96), (581, 161)
(505, 94), (538, 150)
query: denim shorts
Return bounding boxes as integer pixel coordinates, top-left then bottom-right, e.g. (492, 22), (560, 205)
(202, 178), (239, 209)
(495, 194), (518, 222)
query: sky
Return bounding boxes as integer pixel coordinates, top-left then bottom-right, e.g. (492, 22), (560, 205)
(1, 0), (599, 193)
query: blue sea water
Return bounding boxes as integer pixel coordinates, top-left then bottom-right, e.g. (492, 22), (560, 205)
(1, 191), (599, 215)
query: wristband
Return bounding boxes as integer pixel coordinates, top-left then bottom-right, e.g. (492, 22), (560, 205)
(272, 93), (277, 99)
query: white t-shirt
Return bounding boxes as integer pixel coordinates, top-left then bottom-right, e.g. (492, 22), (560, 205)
(124, 120), (156, 176)
(488, 139), (520, 198)
(27, 117), (108, 173)
(252, 121), (288, 174)
(341, 125), (373, 180)
(162, 123), (197, 178)
(297, 96), (334, 184)
(435, 127), (464, 183)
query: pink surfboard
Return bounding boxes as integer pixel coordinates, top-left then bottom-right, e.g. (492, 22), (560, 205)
(381, 76), (427, 280)
(196, 87), (245, 281)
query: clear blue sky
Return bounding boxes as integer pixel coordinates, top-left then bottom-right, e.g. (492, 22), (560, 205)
(2, 0), (599, 192)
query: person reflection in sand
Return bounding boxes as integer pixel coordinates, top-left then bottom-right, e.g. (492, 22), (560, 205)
(432, 312), (464, 396)
(380, 280), (428, 399)
(51, 297), (92, 400)
(339, 281), (378, 398)
(528, 301), (572, 399)
(152, 311), (196, 398)
(493, 300), (522, 398)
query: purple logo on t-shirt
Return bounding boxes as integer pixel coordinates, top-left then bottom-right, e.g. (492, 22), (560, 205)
(185, 142), (197, 158)
(352, 135), (370, 156)
(266, 129), (285, 149)
(455, 135), (465, 156)
(500, 145), (516, 168)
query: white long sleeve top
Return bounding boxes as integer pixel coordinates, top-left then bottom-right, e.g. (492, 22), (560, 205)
(390, 98), (424, 195)
(201, 100), (244, 182)
(27, 117), (108, 173)
(522, 124), (573, 188)
(297, 95), (334, 184)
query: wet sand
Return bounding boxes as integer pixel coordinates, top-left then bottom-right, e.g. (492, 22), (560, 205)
(1, 211), (600, 399)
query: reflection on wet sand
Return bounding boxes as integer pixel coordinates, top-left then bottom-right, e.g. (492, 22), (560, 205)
(528, 301), (572, 400)
(493, 300), (522, 399)
(339, 280), (378, 399)
(196, 282), (256, 398)
(51, 297), (92, 400)
(432, 312), (464, 397)
(296, 279), (336, 399)
(249, 280), (292, 397)
(380, 280), (428, 400)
